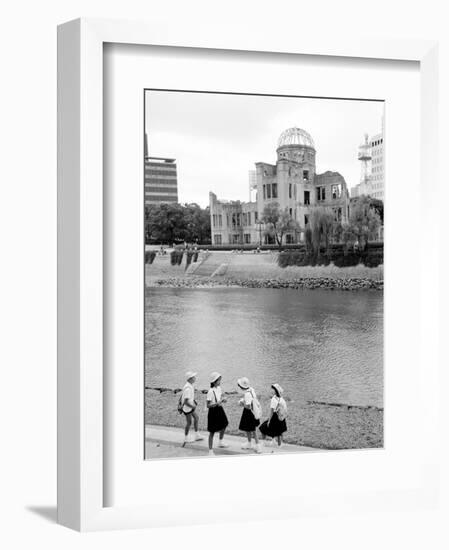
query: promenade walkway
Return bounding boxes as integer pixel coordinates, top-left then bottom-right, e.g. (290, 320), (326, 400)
(145, 424), (319, 459)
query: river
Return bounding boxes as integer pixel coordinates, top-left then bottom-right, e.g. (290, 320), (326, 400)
(145, 287), (383, 408)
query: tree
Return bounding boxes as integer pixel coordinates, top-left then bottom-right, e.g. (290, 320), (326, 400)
(309, 207), (335, 254)
(343, 195), (381, 248)
(144, 202), (211, 245)
(261, 202), (300, 248)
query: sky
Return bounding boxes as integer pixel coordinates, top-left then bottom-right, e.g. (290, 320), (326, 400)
(145, 90), (384, 208)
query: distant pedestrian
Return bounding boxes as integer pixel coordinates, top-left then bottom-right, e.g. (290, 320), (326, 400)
(206, 372), (229, 455)
(237, 377), (262, 453)
(259, 383), (287, 449)
(179, 371), (204, 446)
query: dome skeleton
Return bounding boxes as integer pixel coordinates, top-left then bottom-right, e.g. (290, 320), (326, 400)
(277, 127), (315, 150)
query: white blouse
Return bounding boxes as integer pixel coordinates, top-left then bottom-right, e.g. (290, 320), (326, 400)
(206, 386), (222, 403)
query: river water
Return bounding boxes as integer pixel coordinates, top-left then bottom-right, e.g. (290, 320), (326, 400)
(145, 287), (383, 408)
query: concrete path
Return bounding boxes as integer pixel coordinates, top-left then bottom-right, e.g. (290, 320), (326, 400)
(145, 424), (318, 459)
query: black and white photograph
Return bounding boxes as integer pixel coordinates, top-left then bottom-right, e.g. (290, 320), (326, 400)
(144, 89), (384, 460)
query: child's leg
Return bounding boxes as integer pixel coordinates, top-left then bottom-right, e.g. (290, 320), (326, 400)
(219, 429), (226, 441)
(184, 413), (192, 436)
(277, 436), (282, 446)
(208, 432), (214, 450)
(192, 410), (199, 432)
(253, 430), (259, 444)
(246, 432), (251, 443)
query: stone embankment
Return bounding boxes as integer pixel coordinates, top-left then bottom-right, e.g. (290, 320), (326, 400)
(149, 276), (383, 291)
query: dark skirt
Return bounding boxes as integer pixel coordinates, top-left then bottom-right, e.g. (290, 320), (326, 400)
(239, 407), (260, 432)
(207, 405), (229, 433)
(259, 412), (287, 437)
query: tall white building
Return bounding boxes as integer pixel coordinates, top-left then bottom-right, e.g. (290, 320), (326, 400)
(369, 133), (384, 201)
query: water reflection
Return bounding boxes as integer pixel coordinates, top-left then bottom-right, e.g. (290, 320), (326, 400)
(145, 288), (383, 407)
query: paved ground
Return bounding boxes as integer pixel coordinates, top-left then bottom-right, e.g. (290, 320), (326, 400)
(145, 424), (319, 459)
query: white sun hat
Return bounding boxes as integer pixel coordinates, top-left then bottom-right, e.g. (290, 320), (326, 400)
(209, 371), (221, 384)
(237, 377), (250, 390)
(185, 371), (197, 381)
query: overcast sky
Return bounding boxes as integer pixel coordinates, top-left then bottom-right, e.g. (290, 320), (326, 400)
(145, 90), (384, 208)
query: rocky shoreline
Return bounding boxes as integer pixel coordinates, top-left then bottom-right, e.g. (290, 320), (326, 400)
(148, 276), (383, 291)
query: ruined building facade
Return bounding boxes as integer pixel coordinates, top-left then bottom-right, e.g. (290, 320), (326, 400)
(210, 127), (350, 245)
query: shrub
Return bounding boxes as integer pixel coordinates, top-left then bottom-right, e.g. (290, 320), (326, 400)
(185, 250), (194, 269)
(145, 250), (156, 265)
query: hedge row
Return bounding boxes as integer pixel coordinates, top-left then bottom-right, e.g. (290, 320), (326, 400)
(278, 245), (383, 268)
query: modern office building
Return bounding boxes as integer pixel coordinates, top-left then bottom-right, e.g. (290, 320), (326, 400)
(144, 134), (179, 205)
(210, 127), (350, 245)
(369, 133), (384, 201)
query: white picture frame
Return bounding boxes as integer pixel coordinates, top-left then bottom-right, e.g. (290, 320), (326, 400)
(57, 17), (440, 531)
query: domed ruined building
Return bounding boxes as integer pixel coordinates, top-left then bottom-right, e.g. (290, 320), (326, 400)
(209, 127), (350, 246)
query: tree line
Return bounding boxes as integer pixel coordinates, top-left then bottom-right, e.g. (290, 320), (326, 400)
(145, 196), (382, 248)
(262, 195), (382, 250)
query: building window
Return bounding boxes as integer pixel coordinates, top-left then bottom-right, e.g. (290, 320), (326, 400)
(247, 212), (252, 225)
(255, 211), (258, 222)
(286, 234), (293, 244)
(236, 213), (241, 226)
(333, 208), (342, 222)
(289, 208), (293, 217)
(218, 214), (222, 227)
(317, 186), (326, 201)
(304, 191), (310, 205)
(304, 214), (309, 226)
(289, 183), (292, 199)
(332, 184), (342, 199)
(303, 170), (309, 182)
(272, 183), (278, 199)
(214, 235), (222, 245)
(244, 234), (251, 244)
(267, 184), (272, 199)
(232, 234), (240, 244)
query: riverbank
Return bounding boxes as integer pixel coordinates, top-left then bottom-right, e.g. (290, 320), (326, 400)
(145, 253), (383, 290)
(145, 388), (383, 450)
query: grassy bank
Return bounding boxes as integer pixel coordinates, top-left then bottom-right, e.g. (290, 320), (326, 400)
(145, 389), (383, 450)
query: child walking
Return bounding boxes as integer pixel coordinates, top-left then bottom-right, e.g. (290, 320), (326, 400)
(237, 377), (262, 453)
(206, 372), (229, 456)
(180, 371), (204, 446)
(259, 383), (287, 449)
